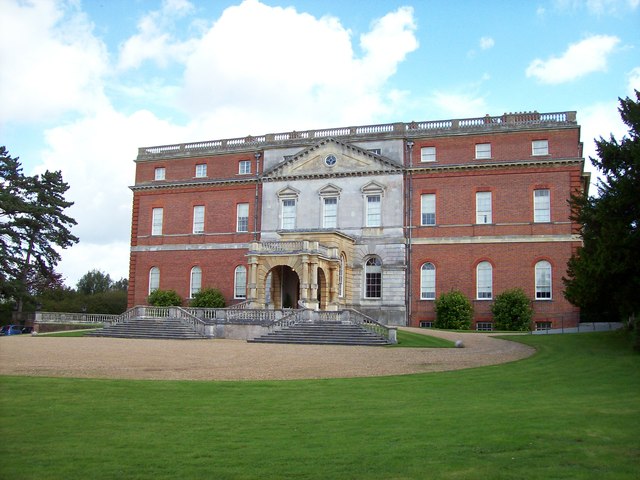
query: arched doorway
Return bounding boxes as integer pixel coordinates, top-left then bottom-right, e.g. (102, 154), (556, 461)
(266, 265), (300, 309)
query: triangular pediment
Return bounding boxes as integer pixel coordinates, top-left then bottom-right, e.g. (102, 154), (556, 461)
(262, 138), (403, 179)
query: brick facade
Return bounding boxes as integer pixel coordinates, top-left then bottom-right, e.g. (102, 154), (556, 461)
(128, 111), (587, 329)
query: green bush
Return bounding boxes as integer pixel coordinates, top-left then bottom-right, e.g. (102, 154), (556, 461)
(190, 288), (226, 308)
(147, 289), (182, 307)
(491, 288), (533, 331)
(434, 290), (473, 330)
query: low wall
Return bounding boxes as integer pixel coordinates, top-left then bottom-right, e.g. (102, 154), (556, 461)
(208, 323), (270, 340)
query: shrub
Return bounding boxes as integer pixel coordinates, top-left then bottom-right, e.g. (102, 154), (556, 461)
(491, 288), (533, 331)
(147, 289), (182, 307)
(190, 288), (226, 308)
(434, 290), (473, 330)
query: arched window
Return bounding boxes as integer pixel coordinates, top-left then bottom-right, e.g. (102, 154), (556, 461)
(420, 263), (436, 300)
(149, 267), (160, 294)
(234, 266), (247, 299)
(476, 261), (493, 299)
(535, 261), (552, 299)
(190, 266), (202, 298)
(364, 256), (382, 299)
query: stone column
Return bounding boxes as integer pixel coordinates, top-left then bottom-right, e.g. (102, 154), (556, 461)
(300, 255), (309, 302)
(248, 256), (258, 304)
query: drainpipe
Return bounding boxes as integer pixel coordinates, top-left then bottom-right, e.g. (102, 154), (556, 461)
(254, 151), (261, 241)
(405, 140), (414, 327)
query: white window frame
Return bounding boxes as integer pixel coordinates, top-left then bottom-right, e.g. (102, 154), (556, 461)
(149, 267), (160, 294)
(534, 189), (551, 223)
(190, 266), (202, 298)
(535, 260), (552, 300)
(364, 256), (382, 299)
(239, 160), (251, 175)
(195, 164), (207, 178)
(476, 192), (492, 224)
(154, 167), (165, 181)
(234, 266), (247, 299)
(476, 261), (493, 300)
(421, 194), (436, 226)
(366, 194), (381, 227)
(236, 203), (249, 232)
(475, 143), (491, 159)
(476, 322), (494, 331)
(193, 205), (205, 234)
(420, 146), (436, 163)
(420, 263), (436, 300)
(281, 199), (296, 230)
(323, 197), (338, 229)
(151, 208), (163, 235)
(532, 140), (549, 156)
(419, 321), (433, 328)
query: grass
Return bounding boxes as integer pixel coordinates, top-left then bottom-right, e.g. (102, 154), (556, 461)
(0, 331), (638, 479)
(392, 328), (455, 347)
(38, 329), (94, 337)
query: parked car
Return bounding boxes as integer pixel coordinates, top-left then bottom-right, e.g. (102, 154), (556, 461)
(0, 325), (24, 336)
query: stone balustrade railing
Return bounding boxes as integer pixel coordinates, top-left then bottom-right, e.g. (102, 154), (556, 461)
(36, 312), (118, 324)
(249, 240), (339, 259)
(138, 111), (576, 160)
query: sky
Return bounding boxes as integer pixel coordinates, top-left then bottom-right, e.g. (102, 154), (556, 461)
(1, 0), (639, 289)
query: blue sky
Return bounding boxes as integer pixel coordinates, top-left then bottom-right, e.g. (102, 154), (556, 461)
(1, 0), (639, 287)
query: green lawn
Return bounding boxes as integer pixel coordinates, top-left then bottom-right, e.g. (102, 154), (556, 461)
(392, 328), (455, 347)
(0, 331), (638, 479)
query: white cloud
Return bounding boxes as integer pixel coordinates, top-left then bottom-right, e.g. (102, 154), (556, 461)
(117, 0), (197, 70)
(526, 35), (620, 84)
(628, 67), (640, 94)
(430, 92), (488, 119)
(0, 0), (109, 124)
(479, 36), (495, 50)
(180, 1), (418, 130)
(553, 0), (639, 14)
(578, 101), (628, 194)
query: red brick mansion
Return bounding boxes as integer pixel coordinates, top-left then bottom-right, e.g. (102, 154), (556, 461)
(127, 111), (587, 330)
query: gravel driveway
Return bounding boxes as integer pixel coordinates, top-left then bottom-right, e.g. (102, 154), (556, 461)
(0, 328), (535, 381)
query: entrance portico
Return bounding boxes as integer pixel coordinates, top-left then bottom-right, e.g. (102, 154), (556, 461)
(246, 232), (354, 311)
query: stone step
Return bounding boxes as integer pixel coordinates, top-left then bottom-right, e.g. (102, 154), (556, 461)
(86, 317), (206, 340)
(248, 323), (390, 346)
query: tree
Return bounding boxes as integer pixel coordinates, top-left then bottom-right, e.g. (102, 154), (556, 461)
(434, 290), (473, 330)
(0, 147), (79, 310)
(76, 269), (113, 295)
(563, 92), (640, 331)
(190, 288), (226, 308)
(491, 288), (533, 331)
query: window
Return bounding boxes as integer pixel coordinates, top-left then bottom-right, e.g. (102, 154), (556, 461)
(534, 189), (550, 223)
(154, 167), (165, 181)
(532, 140), (549, 156)
(535, 260), (552, 299)
(421, 146), (436, 162)
(419, 321), (433, 328)
(323, 197), (337, 228)
(193, 205), (205, 234)
(536, 321), (553, 331)
(190, 266), (202, 298)
(476, 322), (494, 331)
(239, 160), (251, 175)
(475, 143), (491, 159)
(364, 257), (382, 298)
(421, 194), (436, 226)
(151, 208), (163, 235)
(234, 266), (247, 299)
(366, 195), (381, 227)
(476, 192), (492, 224)
(149, 267), (160, 294)
(420, 263), (436, 299)
(476, 261), (493, 299)
(195, 164), (207, 178)
(281, 199), (296, 229)
(237, 203), (249, 232)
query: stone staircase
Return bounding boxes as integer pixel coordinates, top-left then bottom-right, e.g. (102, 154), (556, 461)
(86, 317), (206, 340)
(247, 322), (390, 346)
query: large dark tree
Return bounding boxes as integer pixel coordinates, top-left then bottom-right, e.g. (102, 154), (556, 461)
(0, 147), (79, 310)
(564, 92), (640, 326)
(76, 269), (113, 295)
